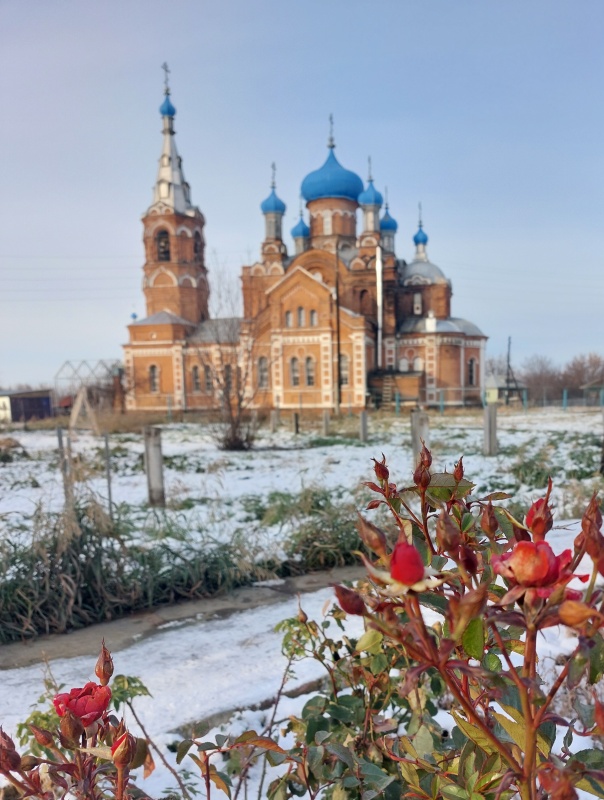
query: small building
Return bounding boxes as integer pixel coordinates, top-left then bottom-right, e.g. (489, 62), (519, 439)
(0, 390), (54, 423)
(485, 374), (526, 404)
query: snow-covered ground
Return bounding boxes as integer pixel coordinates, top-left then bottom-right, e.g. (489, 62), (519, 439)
(0, 407), (603, 797)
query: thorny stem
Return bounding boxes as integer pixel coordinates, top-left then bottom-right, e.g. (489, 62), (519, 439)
(533, 644), (580, 729)
(522, 624), (538, 800)
(420, 489), (437, 556)
(440, 667), (522, 774)
(585, 561), (599, 604)
(252, 654), (294, 800)
(126, 700), (193, 800)
(116, 766), (125, 800)
(0, 769), (38, 797)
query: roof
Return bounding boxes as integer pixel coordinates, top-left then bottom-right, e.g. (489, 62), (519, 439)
(380, 208), (398, 232)
(260, 188), (286, 215)
(188, 317), (242, 344)
(358, 179), (383, 207)
(401, 258), (449, 286)
(130, 311), (195, 327)
(301, 148), (364, 202)
(159, 93), (176, 117)
(398, 316), (485, 337)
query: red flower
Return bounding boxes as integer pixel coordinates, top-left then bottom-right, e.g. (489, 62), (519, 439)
(53, 682), (112, 727)
(390, 541), (425, 586)
(111, 731), (137, 768)
(492, 541), (564, 587)
(525, 479), (553, 541)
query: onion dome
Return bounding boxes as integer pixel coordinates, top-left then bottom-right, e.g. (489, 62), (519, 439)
(291, 214), (310, 238)
(358, 179), (383, 207)
(159, 93), (176, 117)
(260, 188), (286, 215)
(413, 225), (428, 246)
(301, 148), (364, 202)
(380, 206), (398, 232)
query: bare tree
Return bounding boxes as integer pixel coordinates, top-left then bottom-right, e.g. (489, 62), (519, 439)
(190, 283), (270, 450)
(561, 352), (604, 393)
(518, 355), (563, 403)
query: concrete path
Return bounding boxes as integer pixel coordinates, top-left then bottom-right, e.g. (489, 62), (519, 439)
(0, 566), (365, 670)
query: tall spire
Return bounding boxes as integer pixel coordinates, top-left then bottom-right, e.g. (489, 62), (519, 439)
(367, 156), (372, 181)
(150, 66), (195, 216)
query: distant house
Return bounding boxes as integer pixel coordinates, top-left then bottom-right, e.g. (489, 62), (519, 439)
(0, 389), (53, 423)
(484, 374), (526, 404)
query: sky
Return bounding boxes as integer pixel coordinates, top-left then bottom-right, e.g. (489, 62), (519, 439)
(1, 0), (603, 387)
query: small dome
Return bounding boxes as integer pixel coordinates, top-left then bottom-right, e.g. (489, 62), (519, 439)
(159, 93), (176, 117)
(291, 215), (310, 238)
(260, 188), (286, 215)
(358, 179), (383, 207)
(380, 208), (398, 233)
(402, 258), (448, 286)
(301, 149), (364, 202)
(413, 225), (428, 246)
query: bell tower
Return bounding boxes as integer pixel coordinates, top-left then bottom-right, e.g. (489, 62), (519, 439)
(141, 65), (209, 324)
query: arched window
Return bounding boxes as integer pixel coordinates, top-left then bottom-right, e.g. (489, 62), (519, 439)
(305, 357), (315, 386)
(192, 366), (201, 392)
(468, 358), (477, 387)
(156, 230), (170, 262)
(323, 212), (332, 236)
(297, 307), (305, 327)
(194, 232), (203, 261)
(360, 289), (372, 315)
(204, 365), (213, 392)
(413, 292), (422, 315)
(285, 311), (293, 328)
(413, 356), (424, 372)
(399, 357), (409, 373)
(340, 354), (349, 386)
(290, 357), (300, 387)
(258, 357), (269, 389)
(310, 309), (318, 327)
(149, 365), (159, 393)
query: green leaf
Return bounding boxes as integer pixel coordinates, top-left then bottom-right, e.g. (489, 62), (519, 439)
(493, 707), (551, 756)
(590, 633), (604, 684)
(441, 786), (471, 800)
(462, 618), (485, 659)
(327, 742), (356, 770)
(356, 629), (383, 654)
(176, 738), (194, 764)
(482, 653), (502, 672)
(426, 474), (475, 504)
(359, 760), (396, 793)
(482, 492), (512, 501)
(450, 713), (497, 754)
(570, 749), (604, 769)
(568, 648), (590, 689)
(413, 726), (436, 760)
(417, 591), (449, 615)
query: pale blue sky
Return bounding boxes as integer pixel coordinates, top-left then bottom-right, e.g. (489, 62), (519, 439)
(1, 1), (603, 386)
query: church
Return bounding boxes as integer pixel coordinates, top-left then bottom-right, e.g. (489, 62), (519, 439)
(123, 83), (486, 413)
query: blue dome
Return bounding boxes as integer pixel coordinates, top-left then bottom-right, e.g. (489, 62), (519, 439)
(301, 149), (364, 202)
(358, 179), (383, 207)
(260, 188), (286, 215)
(291, 215), (310, 238)
(380, 208), (398, 233)
(413, 225), (428, 246)
(159, 93), (176, 117)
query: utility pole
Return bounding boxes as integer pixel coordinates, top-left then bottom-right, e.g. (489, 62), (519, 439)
(334, 238), (342, 414)
(506, 336), (512, 406)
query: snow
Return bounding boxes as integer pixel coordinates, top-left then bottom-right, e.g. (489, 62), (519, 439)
(1, 407), (603, 796)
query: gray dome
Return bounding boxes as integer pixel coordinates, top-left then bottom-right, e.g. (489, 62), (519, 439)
(398, 316), (485, 337)
(402, 258), (449, 286)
